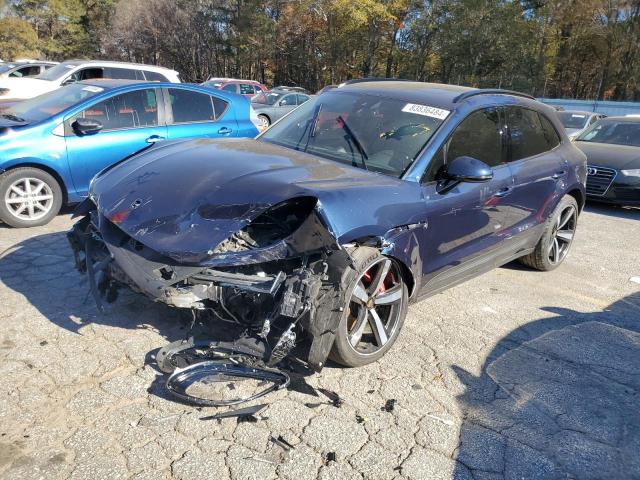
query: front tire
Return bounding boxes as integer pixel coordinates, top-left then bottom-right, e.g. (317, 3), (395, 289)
(0, 167), (63, 228)
(519, 194), (579, 271)
(330, 247), (408, 367)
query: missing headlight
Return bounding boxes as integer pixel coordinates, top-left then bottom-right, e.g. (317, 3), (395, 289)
(213, 197), (318, 253)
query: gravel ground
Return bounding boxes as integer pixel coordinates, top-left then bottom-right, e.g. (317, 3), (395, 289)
(0, 203), (639, 480)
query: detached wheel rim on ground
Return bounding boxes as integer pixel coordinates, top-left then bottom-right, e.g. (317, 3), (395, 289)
(346, 257), (405, 356)
(4, 177), (55, 221)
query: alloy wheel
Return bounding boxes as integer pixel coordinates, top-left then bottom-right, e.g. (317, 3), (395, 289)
(4, 177), (54, 222)
(548, 204), (577, 265)
(346, 257), (405, 355)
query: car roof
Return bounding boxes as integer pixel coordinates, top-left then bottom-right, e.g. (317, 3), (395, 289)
(59, 60), (176, 72)
(559, 110), (596, 115)
(332, 79), (549, 111)
(599, 116), (640, 122)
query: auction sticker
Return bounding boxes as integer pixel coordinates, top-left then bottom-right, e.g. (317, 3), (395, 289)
(402, 103), (450, 120)
(82, 86), (104, 93)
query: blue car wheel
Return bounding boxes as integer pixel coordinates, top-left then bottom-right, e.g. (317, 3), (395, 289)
(0, 167), (63, 228)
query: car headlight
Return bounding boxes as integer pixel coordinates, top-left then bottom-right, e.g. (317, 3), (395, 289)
(621, 169), (640, 177)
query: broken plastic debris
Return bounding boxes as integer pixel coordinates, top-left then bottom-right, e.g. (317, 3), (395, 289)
(382, 399), (396, 412)
(200, 403), (267, 421)
(425, 413), (454, 426)
(323, 452), (337, 465)
(271, 435), (295, 451)
(318, 388), (343, 408)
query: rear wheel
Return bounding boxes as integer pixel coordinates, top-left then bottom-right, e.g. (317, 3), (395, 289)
(257, 114), (270, 129)
(330, 247), (408, 367)
(519, 194), (578, 271)
(0, 167), (63, 228)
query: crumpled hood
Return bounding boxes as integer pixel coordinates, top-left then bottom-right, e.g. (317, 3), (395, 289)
(575, 141), (640, 170)
(90, 138), (424, 264)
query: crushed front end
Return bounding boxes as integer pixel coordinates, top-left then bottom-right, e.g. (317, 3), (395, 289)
(68, 196), (353, 404)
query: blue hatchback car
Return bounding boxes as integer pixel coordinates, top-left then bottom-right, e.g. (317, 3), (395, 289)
(0, 80), (259, 227)
(69, 80), (587, 384)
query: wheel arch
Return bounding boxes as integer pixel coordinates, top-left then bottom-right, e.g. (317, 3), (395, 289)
(566, 186), (585, 213)
(2, 162), (69, 205)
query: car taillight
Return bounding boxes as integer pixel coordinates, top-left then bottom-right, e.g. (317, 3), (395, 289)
(0, 88), (10, 96)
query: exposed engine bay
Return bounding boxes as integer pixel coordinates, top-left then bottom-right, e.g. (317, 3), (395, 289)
(67, 197), (354, 406)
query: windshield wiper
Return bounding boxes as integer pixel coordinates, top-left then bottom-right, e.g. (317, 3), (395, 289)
(337, 115), (368, 171)
(1, 114), (26, 123)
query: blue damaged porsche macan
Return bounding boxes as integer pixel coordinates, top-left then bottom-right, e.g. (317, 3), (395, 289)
(68, 80), (587, 404)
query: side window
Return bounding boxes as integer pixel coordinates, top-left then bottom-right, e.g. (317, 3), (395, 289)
(103, 67), (138, 80)
(10, 66), (40, 77)
(70, 89), (159, 132)
(296, 94), (310, 105)
(538, 113), (561, 150)
(222, 83), (238, 93)
(422, 107), (504, 183)
(168, 88), (215, 123)
(211, 96), (229, 119)
(506, 106), (551, 161)
(280, 94), (295, 106)
(239, 84), (255, 95)
(143, 71), (169, 82)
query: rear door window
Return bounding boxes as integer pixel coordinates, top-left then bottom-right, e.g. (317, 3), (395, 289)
(295, 94), (310, 105)
(143, 70), (169, 82)
(506, 106), (554, 161)
(538, 113), (561, 150)
(10, 65), (41, 77)
(70, 88), (159, 132)
(239, 84), (255, 95)
(222, 83), (238, 93)
(167, 88), (227, 123)
(104, 67), (138, 80)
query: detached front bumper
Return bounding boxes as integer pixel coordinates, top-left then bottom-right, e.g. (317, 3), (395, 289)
(67, 202), (352, 372)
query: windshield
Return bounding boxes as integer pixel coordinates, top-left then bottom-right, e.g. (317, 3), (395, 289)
(35, 63), (76, 81)
(0, 64), (16, 74)
(259, 91), (447, 177)
(3, 83), (104, 123)
(252, 91), (284, 105)
(576, 120), (640, 147)
(558, 112), (590, 129)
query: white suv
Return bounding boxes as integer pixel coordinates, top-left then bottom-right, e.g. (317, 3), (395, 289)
(0, 60), (180, 101)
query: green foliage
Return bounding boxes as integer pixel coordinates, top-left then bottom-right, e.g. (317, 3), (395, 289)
(0, 17), (38, 59)
(1, 0), (639, 100)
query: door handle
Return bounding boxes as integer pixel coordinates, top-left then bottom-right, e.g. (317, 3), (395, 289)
(217, 127), (233, 135)
(493, 187), (512, 198)
(552, 170), (567, 180)
(146, 135), (164, 144)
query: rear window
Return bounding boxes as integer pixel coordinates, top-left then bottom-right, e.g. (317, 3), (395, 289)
(167, 88), (228, 123)
(506, 106), (555, 161)
(558, 112), (590, 129)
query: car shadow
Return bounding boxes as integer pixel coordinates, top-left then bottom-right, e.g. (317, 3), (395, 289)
(452, 292), (640, 479)
(0, 230), (321, 404)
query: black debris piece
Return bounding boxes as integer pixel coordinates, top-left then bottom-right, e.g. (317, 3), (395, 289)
(305, 402), (323, 409)
(271, 435), (295, 451)
(227, 383), (236, 391)
(382, 399), (396, 412)
(39, 340), (48, 346)
(318, 388), (343, 408)
(411, 384), (422, 390)
(355, 414), (366, 424)
(200, 403), (267, 421)
(366, 389), (375, 394)
(324, 452), (337, 465)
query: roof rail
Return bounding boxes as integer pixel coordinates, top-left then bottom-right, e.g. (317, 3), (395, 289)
(453, 89), (535, 103)
(342, 77), (417, 86)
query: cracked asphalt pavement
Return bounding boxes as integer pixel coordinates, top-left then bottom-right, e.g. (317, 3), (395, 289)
(0, 204), (639, 480)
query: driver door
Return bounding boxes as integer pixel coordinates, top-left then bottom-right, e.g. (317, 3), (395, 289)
(64, 87), (167, 197)
(418, 106), (519, 296)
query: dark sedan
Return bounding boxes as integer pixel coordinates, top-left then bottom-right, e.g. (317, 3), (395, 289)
(574, 116), (640, 205)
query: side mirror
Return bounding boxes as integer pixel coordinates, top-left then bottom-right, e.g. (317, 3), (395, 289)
(72, 118), (103, 136)
(444, 156), (493, 183)
(279, 99), (288, 106)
